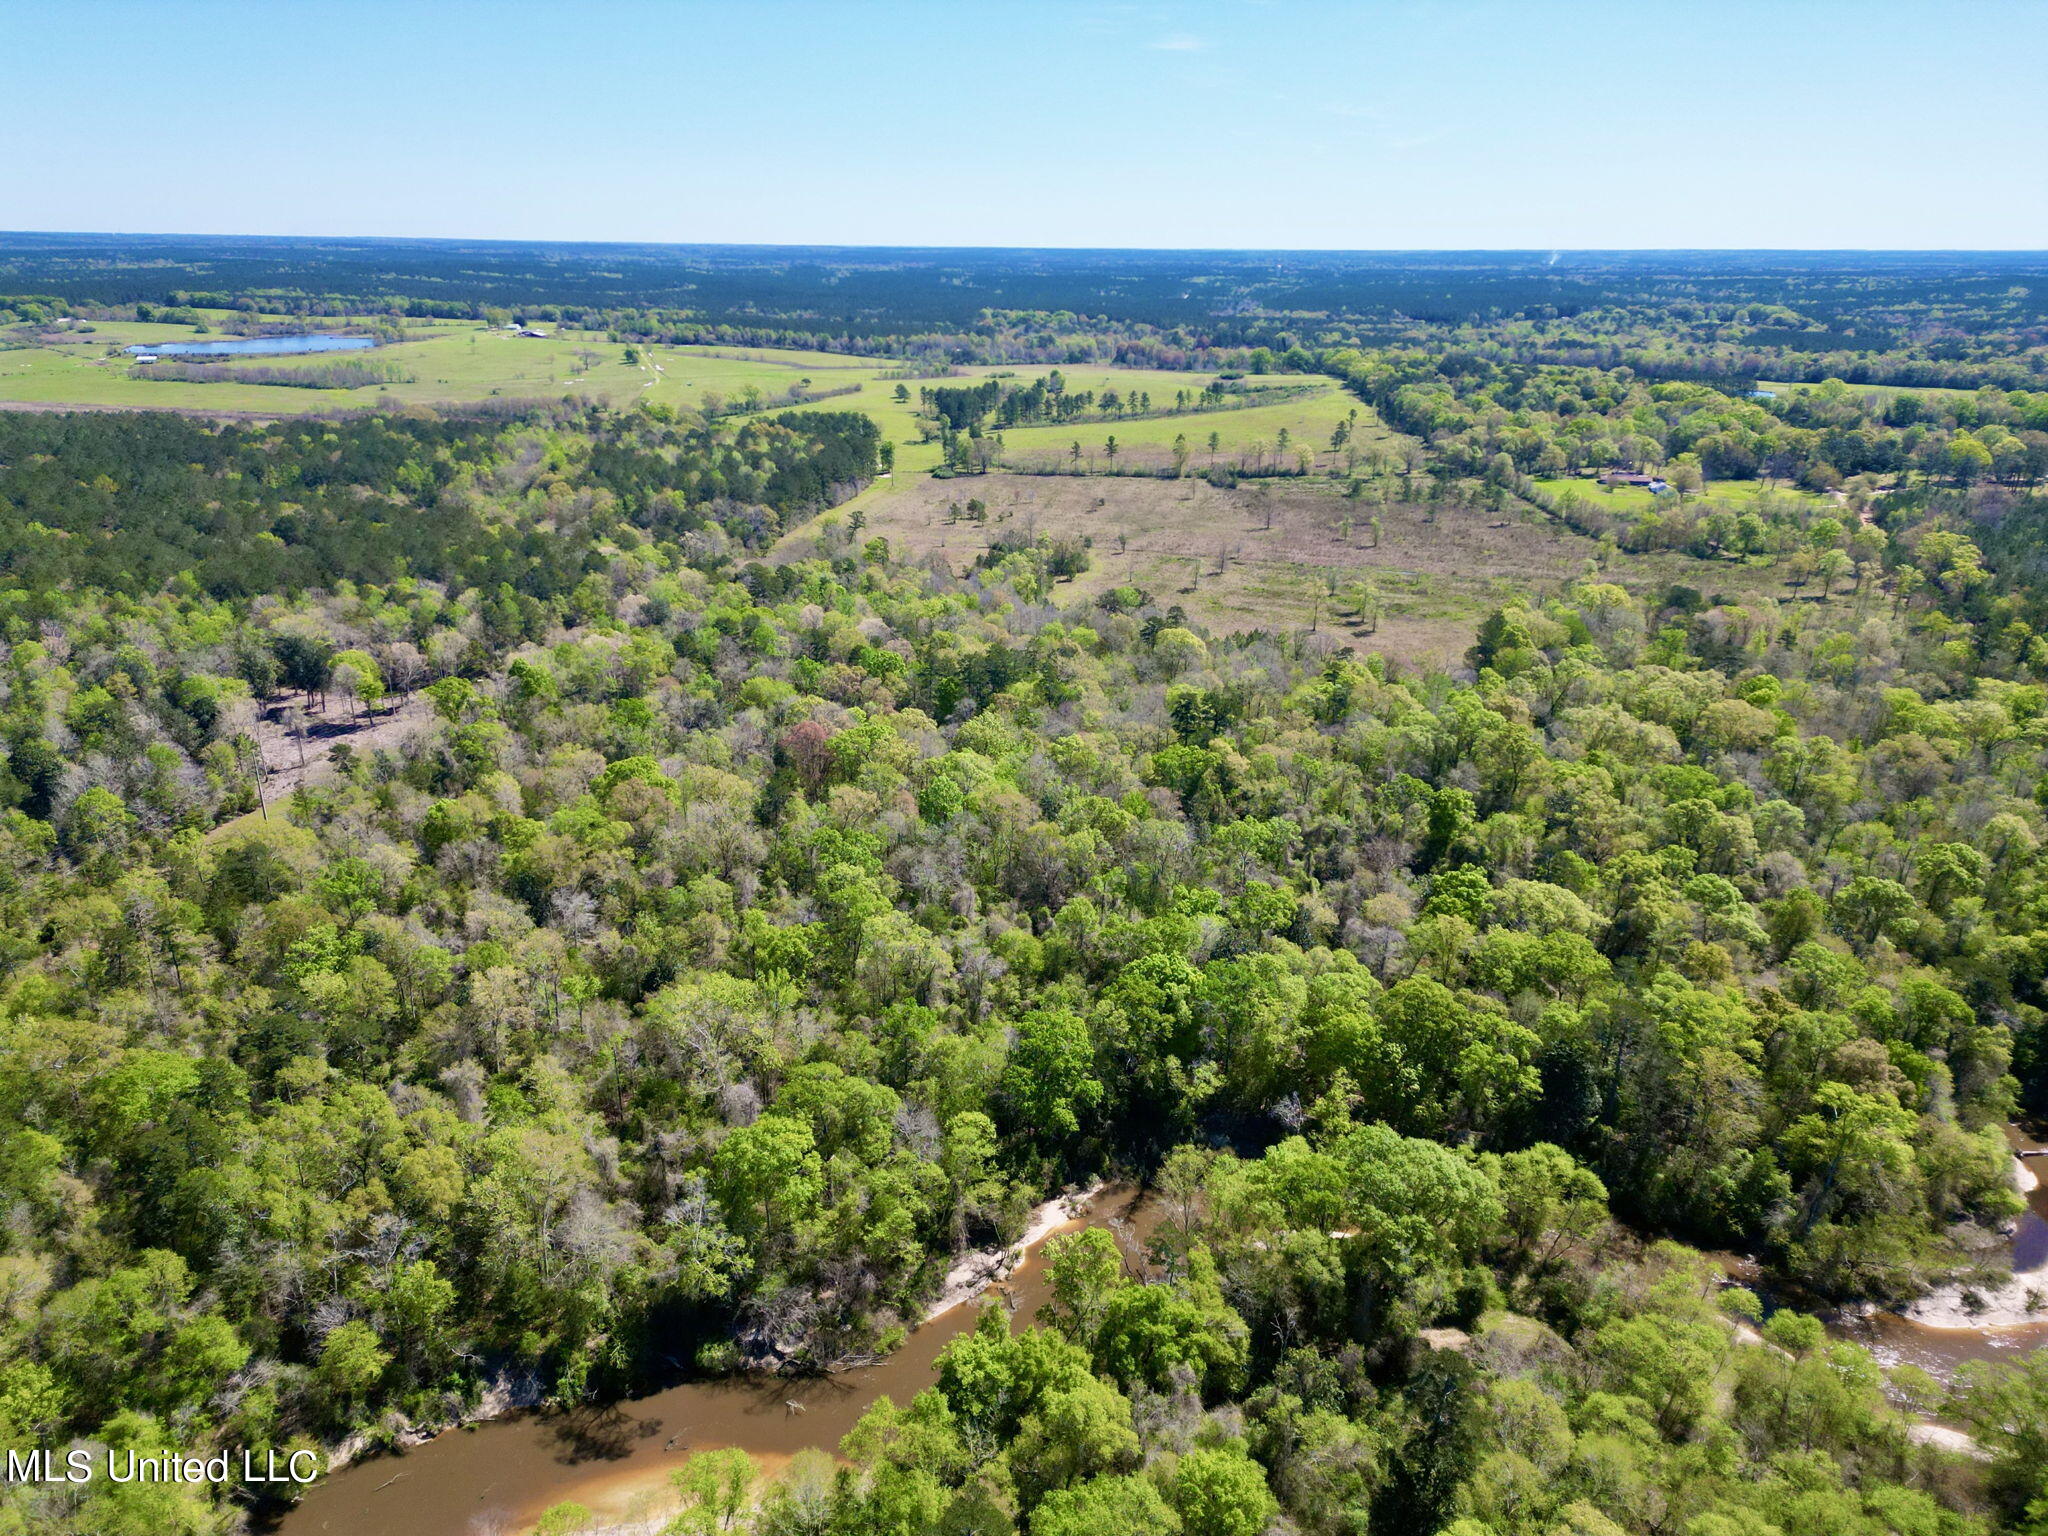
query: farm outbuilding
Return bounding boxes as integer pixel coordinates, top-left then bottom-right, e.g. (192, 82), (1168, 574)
(1598, 470), (1671, 492)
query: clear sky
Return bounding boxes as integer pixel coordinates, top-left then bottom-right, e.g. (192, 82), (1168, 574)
(5, 0), (2045, 250)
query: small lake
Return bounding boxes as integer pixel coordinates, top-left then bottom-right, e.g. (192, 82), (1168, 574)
(125, 335), (375, 358)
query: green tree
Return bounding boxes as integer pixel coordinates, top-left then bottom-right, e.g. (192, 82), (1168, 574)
(329, 648), (386, 722)
(315, 1320), (391, 1423)
(1171, 1447), (1275, 1536)
(1002, 1009), (1103, 1142)
(710, 1114), (823, 1255)
(1032, 1474), (1180, 1536)
(669, 1447), (758, 1533)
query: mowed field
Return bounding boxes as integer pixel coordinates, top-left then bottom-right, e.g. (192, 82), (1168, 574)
(0, 317), (891, 416)
(788, 471), (1817, 667)
(0, 316), (1359, 460)
(1530, 475), (1834, 514)
(0, 318), (1379, 495)
(994, 384), (1392, 476)
(772, 367), (1374, 487)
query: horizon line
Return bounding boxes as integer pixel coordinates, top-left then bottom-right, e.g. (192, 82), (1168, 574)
(6, 230), (2048, 259)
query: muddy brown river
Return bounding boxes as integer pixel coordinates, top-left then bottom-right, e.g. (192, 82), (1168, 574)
(279, 1133), (2048, 1536)
(274, 1186), (1150, 1536)
(1830, 1125), (2048, 1379)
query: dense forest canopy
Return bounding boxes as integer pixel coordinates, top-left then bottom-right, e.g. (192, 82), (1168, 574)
(3, 242), (2048, 1536)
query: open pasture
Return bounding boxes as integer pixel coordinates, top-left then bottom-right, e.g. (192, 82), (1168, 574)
(0, 317), (898, 416)
(0, 329), (1405, 556)
(994, 376), (1393, 475)
(777, 365), (1386, 485)
(1529, 474), (1833, 515)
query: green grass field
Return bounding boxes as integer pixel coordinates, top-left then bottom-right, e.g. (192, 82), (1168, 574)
(773, 372), (1408, 535)
(993, 379), (1389, 473)
(1530, 475), (1831, 514)
(1, 320), (1353, 452)
(1, 321), (1420, 566)
(0, 317), (901, 416)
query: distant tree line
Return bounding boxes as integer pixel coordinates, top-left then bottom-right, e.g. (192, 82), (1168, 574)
(126, 359), (412, 390)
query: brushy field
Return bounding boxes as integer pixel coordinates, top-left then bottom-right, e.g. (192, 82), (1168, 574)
(0, 317), (1832, 667)
(792, 471), (1820, 666)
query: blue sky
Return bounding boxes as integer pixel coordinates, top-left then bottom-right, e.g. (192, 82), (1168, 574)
(5, 0), (2045, 249)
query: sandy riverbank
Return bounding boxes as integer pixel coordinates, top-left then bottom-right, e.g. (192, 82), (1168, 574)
(283, 1182), (1135, 1536)
(921, 1181), (1105, 1326)
(1902, 1150), (2048, 1330)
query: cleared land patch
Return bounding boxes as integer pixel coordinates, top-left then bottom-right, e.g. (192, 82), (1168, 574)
(809, 472), (1819, 667)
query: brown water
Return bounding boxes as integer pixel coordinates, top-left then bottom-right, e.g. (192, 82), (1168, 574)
(279, 1132), (2048, 1536)
(275, 1185), (1150, 1536)
(1829, 1126), (2048, 1379)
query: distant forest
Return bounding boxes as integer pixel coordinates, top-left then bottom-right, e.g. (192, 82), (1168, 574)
(6, 234), (2048, 386)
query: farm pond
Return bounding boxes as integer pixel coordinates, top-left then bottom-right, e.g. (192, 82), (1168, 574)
(125, 334), (375, 358)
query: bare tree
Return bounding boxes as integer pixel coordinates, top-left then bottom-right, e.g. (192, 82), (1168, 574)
(381, 641), (425, 699)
